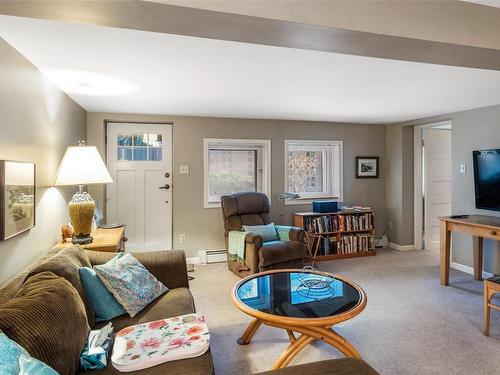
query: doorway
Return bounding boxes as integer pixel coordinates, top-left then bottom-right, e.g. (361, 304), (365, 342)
(414, 121), (452, 250)
(106, 122), (173, 251)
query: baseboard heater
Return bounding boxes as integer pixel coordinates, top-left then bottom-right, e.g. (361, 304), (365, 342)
(198, 249), (227, 264)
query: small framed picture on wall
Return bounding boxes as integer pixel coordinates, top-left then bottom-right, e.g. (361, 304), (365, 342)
(0, 161), (36, 240)
(356, 156), (379, 179)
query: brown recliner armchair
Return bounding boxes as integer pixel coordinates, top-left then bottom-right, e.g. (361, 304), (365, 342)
(221, 192), (306, 278)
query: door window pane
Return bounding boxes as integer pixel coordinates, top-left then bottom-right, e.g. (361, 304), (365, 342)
(148, 148), (162, 161)
(117, 133), (163, 161)
(134, 134), (148, 146)
(117, 147), (133, 161)
(208, 149), (257, 202)
(118, 135), (132, 146)
(288, 151), (323, 193)
(148, 134), (162, 147)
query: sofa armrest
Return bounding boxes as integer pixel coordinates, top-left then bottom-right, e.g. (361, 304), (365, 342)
(86, 250), (189, 289)
(288, 226), (305, 242)
(245, 232), (263, 248)
(275, 225), (305, 242)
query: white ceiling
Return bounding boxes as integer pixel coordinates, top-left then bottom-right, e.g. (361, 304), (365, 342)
(1, 16), (500, 124)
(463, 0), (500, 8)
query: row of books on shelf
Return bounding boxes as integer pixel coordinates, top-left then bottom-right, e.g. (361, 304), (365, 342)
(311, 234), (375, 256)
(340, 213), (373, 231)
(304, 213), (373, 233)
(304, 215), (338, 233)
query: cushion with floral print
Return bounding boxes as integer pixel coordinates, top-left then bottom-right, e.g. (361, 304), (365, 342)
(111, 314), (209, 372)
(94, 253), (168, 317)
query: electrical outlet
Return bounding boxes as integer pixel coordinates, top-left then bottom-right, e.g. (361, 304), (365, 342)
(387, 221), (393, 230)
(179, 233), (186, 243)
(460, 163), (467, 174)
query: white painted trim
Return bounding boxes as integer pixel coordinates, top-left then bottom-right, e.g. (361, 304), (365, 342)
(450, 261), (493, 279)
(186, 256), (200, 265)
(413, 120), (452, 250)
(283, 139), (343, 202)
(389, 242), (415, 251)
(203, 138), (271, 209)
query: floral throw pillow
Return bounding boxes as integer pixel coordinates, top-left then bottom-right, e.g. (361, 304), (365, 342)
(94, 254), (168, 317)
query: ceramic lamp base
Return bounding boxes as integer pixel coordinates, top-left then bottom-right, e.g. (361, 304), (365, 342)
(72, 233), (94, 245)
(68, 188), (96, 245)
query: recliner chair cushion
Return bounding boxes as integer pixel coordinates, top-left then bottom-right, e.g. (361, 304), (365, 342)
(259, 241), (305, 267)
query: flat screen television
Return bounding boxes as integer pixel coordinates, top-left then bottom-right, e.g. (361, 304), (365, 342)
(473, 149), (500, 211)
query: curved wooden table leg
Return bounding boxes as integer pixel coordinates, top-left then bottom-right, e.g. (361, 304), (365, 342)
(237, 318), (262, 345)
(286, 330), (296, 344)
(272, 334), (314, 369)
(314, 326), (361, 358)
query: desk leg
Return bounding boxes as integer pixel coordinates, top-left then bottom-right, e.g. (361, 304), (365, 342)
(440, 221), (451, 286)
(473, 236), (484, 281)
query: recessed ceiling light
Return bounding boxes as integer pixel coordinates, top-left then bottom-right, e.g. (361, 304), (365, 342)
(41, 68), (138, 97)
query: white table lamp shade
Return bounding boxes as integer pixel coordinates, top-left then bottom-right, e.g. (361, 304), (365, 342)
(54, 146), (113, 186)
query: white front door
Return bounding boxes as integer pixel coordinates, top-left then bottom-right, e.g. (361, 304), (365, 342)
(424, 128), (452, 250)
(106, 123), (172, 251)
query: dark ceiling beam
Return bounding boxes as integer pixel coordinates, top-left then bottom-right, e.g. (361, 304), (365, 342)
(1, 0), (500, 71)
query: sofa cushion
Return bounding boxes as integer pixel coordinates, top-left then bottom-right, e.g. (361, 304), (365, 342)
(0, 272), (90, 375)
(94, 253), (168, 318)
(79, 350), (214, 375)
(79, 267), (126, 322)
(96, 287), (195, 333)
(25, 246), (95, 325)
(259, 240), (305, 267)
(256, 358), (379, 375)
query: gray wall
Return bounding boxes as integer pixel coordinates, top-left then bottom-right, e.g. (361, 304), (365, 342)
(399, 104), (500, 273)
(385, 124), (414, 246)
(0, 38), (86, 285)
(87, 113), (386, 259)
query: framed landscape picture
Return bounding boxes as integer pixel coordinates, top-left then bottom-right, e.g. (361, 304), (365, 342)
(0, 161), (36, 240)
(356, 156), (379, 179)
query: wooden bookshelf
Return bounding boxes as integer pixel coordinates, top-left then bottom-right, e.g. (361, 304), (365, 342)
(293, 210), (376, 264)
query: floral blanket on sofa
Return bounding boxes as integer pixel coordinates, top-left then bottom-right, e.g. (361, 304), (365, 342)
(112, 314), (209, 372)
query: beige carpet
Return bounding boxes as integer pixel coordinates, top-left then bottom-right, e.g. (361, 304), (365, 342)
(189, 248), (500, 375)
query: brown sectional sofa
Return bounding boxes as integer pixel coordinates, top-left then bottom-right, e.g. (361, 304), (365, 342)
(0, 246), (214, 375)
(0, 246), (379, 375)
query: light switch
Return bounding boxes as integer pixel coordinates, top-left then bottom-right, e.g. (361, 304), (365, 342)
(179, 165), (190, 175)
(460, 163), (467, 174)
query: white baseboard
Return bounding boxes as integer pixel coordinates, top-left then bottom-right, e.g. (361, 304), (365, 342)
(186, 257), (200, 265)
(450, 261), (494, 279)
(389, 242), (415, 251)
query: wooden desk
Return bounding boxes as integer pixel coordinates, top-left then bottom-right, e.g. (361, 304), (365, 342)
(440, 215), (500, 286)
(53, 226), (126, 253)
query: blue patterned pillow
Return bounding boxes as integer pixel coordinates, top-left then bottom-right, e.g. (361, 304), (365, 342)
(0, 332), (58, 375)
(79, 267), (127, 322)
(94, 254), (168, 317)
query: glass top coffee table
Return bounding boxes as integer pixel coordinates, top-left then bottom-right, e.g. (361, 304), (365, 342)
(231, 269), (367, 370)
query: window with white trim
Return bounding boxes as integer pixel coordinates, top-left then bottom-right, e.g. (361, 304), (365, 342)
(285, 140), (343, 201)
(204, 139), (271, 208)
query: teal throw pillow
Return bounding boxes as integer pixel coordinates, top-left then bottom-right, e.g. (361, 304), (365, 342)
(94, 253), (168, 318)
(79, 266), (127, 322)
(0, 332), (58, 375)
(243, 222), (279, 242)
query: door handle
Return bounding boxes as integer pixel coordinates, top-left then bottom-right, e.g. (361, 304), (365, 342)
(159, 184), (170, 190)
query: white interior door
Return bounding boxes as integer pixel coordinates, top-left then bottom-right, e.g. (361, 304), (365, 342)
(424, 128), (452, 250)
(106, 123), (172, 251)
